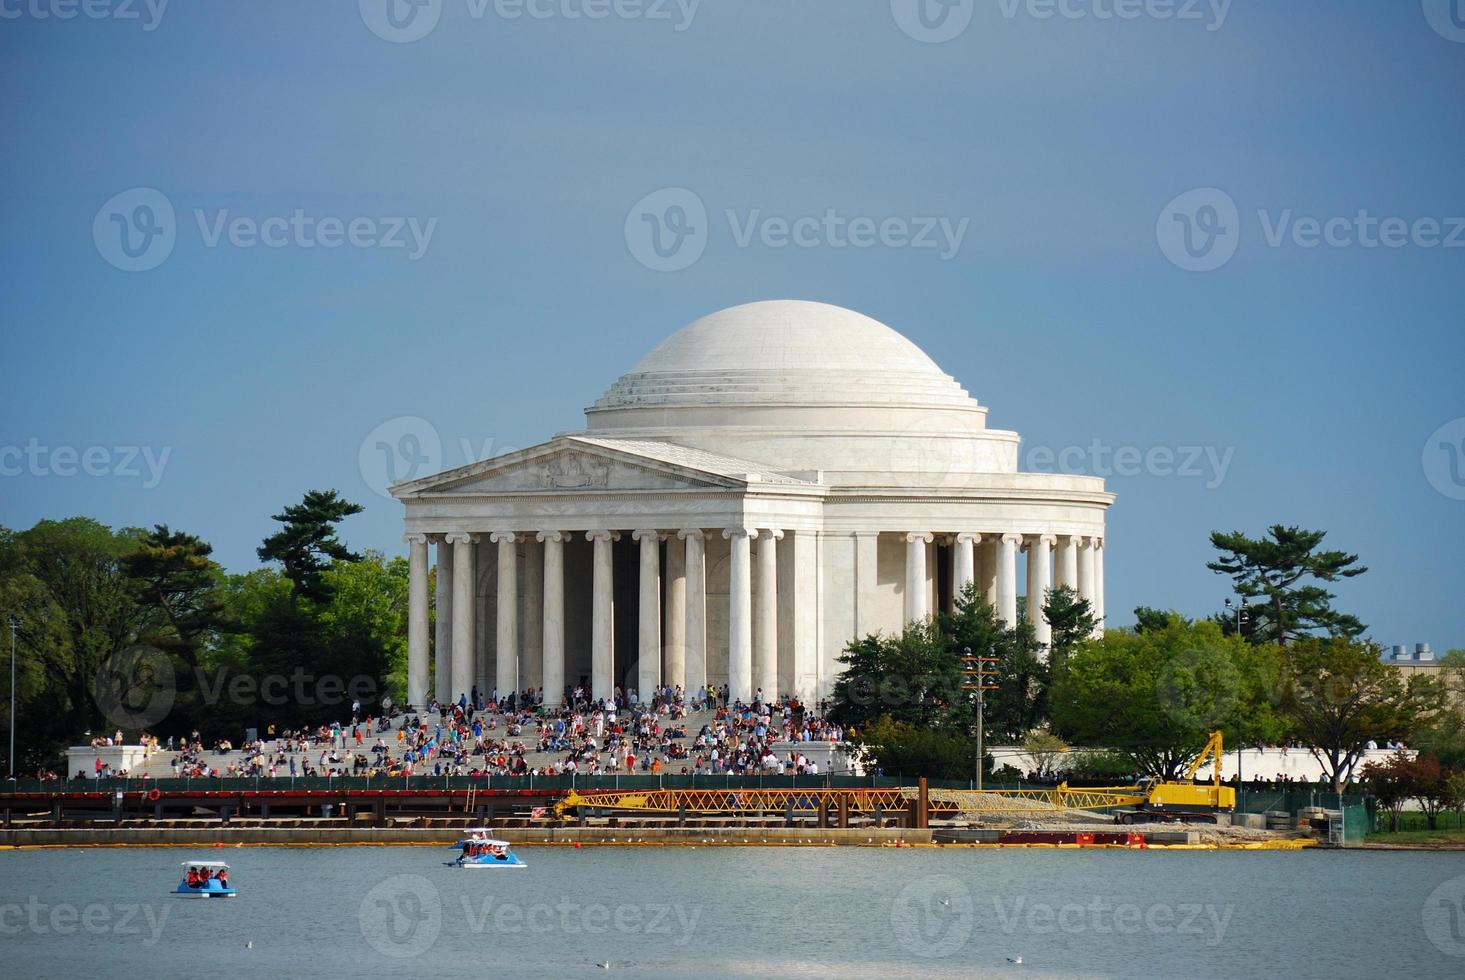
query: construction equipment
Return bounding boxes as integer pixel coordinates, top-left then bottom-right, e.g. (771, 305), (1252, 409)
(551, 732), (1236, 825)
(1130, 729), (1235, 816)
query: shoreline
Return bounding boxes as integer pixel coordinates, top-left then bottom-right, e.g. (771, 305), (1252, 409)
(0, 826), (1321, 850)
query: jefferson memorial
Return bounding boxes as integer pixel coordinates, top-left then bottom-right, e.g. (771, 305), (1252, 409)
(394, 300), (1112, 709)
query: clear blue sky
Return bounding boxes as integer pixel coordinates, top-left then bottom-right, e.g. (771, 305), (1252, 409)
(2, 1), (1461, 650)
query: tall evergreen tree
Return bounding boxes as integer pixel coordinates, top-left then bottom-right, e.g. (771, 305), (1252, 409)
(1207, 525), (1366, 643)
(257, 490), (364, 604)
(122, 524), (230, 666)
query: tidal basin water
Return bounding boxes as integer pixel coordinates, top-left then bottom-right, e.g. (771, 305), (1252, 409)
(2, 845), (1463, 979)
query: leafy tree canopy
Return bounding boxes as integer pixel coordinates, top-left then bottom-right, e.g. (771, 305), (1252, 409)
(1050, 614), (1281, 780)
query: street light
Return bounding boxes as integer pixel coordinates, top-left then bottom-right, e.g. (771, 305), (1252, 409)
(7, 615), (17, 781)
(1222, 598), (1250, 799)
(962, 646), (1000, 791)
(1224, 596), (1249, 637)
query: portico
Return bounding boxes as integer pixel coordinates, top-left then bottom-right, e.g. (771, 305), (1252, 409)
(395, 301), (1112, 710)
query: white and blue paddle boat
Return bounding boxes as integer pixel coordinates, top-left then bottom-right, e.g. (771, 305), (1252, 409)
(447, 829), (526, 869)
(174, 861), (237, 897)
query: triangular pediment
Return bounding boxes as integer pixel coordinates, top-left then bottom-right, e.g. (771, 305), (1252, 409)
(391, 438), (753, 497)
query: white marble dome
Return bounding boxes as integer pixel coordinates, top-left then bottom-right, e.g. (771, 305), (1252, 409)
(584, 300), (1017, 483)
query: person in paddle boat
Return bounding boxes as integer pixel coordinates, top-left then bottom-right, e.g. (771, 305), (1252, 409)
(175, 861), (237, 896)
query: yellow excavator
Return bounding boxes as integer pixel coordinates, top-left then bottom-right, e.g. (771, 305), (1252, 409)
(1112, 729), (1235, 823)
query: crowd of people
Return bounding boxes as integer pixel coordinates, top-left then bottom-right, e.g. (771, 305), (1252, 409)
(83, 684), (851, 781)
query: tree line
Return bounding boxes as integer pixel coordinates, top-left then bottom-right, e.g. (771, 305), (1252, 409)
(828, 525), (1465, 794)
(0, 490), (407, 774)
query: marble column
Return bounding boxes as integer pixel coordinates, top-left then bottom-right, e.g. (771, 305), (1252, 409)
(996, 533), (1021, 626)
(665, 533), (687, 693)
(433, 537), (453, 705)
(953, 532), (978, 602)
(1027, 534), (1056, 649)
(632, 530), (662, 700)
(490, 532), (518, 699)
(1055, 534), (1080, 596)
(587, 531), (617, 703)
(537, 531), (567, 709)
(1093, 538), (1106, 633)
(853, 532), (879, 638)
(446, 532), (476, 704)
(678, 529), (707, 700)
(1078, 536), (1097, 612)
(979, 537), (999, 604)
(754, 529), (781, 701)
(521, 534), (543, 695)
(904, 532), (933, 623)
(724, 528), (754, 704)
(405, 533), (429, 709)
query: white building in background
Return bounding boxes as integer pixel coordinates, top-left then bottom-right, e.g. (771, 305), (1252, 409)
(393, 300), (1113, 709)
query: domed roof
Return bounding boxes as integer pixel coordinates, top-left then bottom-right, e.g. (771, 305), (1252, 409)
(588, 300), (979, 417)
(627, 300), (947, 377)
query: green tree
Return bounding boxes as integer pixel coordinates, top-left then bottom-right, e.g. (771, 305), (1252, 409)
(1207, 525), (1367, 643)
(0, 573), (78, 773)
(1021, 727), (1068, 781)
(1134, 606), (1183, 633)
(319, 553), (409, 705)
(1280, 636), (1445, 791)
(846, 715), (986, 782)
(121, 524), (230, 667)
(1043, 585), (1097, 666)
(1049, 615), (1275, 780)
(7, 518), (144, 737)
(256, 490), (364, 604)
(828, 619), (961, 732)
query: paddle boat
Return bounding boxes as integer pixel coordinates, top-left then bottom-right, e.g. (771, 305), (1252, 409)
(447, 829), (526, 869)
(174, 861), (237, 898)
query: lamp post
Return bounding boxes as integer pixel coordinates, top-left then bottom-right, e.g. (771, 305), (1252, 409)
(962, 646), (1000, 791)
(7, 615), (17, 781)
(1223, 598), (1250, 801)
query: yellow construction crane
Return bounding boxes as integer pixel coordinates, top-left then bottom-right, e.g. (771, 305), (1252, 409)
(551, 733), (1235, 824)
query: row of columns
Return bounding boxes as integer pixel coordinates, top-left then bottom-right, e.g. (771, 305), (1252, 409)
(404, 528), (785, 711)
(406, 528), (1105, 710)
(904, 532), (1105, 647)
